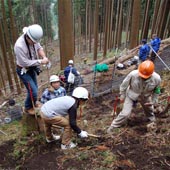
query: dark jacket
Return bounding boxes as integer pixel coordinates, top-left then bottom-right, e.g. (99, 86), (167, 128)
(150, 37), (161, 52)
(64, 66), (79, 83)
(139, 44), (150, 61)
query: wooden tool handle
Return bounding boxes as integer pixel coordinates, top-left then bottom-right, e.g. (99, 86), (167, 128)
(88, 133), (101, 138)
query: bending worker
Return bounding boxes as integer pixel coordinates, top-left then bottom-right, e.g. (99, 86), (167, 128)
(107, 60), (161, 134)
(14, 24), (49, 115)
(41, 87), (89, 150)
(41, 75), (66, 104)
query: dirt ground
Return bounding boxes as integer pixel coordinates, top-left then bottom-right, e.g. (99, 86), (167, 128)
(0, 45), (170, 170)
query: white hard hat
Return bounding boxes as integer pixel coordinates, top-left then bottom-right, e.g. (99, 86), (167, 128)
(68, 60), (74, 64)
(72, 87), (89, 99)
(26, 24), (43, 43)
(117, 63), (124, 68)
(50, 75), (60, 83)
(134, 55), (139, 60)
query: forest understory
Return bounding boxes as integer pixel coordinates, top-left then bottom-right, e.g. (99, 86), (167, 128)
(0, 45), (170, 170)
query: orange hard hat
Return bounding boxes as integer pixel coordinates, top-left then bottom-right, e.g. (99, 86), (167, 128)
(138, 60), (154, 79)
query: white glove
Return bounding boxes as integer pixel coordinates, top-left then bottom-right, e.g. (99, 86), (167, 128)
(107, 127), (113, 134)
(21, 68), (27, 75)
(43, 62), (51, 69)
(119, 94), (125, 102)
(78, 131), (88, 138)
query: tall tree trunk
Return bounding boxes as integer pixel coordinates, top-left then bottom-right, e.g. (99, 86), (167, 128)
(117, 0), (123, 48)
(89, 0), (92, 53)
(158, 0), (170, 39)
(43, 3), (48, 54)
(125, 0), (133, 47)
(7, 0), (18, 45)
(1, 1), (14, 91)
(7, 0), (21, 94)
(58, 0), (74, 69)
(129, 0), (140, 49)
(93, 0), (99, 60)
(113, 1), (120, 48)
(106, 0), (112, 51)
(103, 0), (109, 58)
(99, 0), (105, 51)
(85, 0), (89, 53)
(154, 0), (163, 36)
(109, 0), (114, 49)
(150, 0), (160, 35)
(111, 2), (116, 49)
(141, 0), (151, 39)
(163, 14), (170, 38)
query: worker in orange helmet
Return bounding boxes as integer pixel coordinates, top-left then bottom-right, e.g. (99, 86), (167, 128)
(107, 60), (161, 134)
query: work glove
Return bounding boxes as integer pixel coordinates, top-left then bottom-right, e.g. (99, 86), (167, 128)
(21, 68), (28, 75)
(107, 126), (113, 134)
(152, 94), (159, 104)
(78, 130), (88, 138)
(119, 94), (125, 103)
(43, 61), (51, 69)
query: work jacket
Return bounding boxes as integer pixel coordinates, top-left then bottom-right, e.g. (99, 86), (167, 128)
(150, 37), (161, 52)
(40, 86), (66, 104)
(41, 96), (81, 134)
(120, 70), (161, 101)
(14, 34), (42, 67)
(64, 66), (79, 83)
(139, 44), (150, 61)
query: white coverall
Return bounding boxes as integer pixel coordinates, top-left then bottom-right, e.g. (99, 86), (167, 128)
(110, 70), (161, 128)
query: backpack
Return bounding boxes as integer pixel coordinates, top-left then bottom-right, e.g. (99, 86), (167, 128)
(67, 68), (75, 84)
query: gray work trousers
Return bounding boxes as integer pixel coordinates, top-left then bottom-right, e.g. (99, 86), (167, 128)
(110, 95), (155, 128)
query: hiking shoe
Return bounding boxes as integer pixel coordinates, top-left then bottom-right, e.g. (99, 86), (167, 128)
(24, 108), (35, 115)
(61, 142), (77, 150)
(46, 134), (61, 143)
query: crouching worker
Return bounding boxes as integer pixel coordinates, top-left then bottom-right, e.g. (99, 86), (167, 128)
(40, 87), (89, 149)
(107, 60), (161, 134)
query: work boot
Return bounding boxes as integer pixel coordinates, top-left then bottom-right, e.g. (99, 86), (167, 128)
(46, 134), (61, 143)
(24, 108), (35, 115)
(61, 142), (77, 150)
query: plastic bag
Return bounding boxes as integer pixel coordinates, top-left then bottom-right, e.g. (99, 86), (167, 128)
(93, 64), (109, 72)
(68, 68), (75, 84)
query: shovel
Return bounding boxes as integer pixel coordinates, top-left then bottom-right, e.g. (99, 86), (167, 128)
(52, 125), (101, 138)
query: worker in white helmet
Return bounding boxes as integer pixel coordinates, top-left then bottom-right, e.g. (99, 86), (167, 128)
(41, 87), (89, 149)
(14, 24), (49, 115)
(41, 75), (66, 104)
(64, 60), (80, 95)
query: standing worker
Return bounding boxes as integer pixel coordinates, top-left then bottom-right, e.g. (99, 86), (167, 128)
(138, 39), (150, 63)
(14, 24), (49, 115)
(150, 34), (161, 62)
(41, 87), (89, 149)
(64, 60), (80, 95)
(41, 75), (66, 104)
(107, 60), (161, 134)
